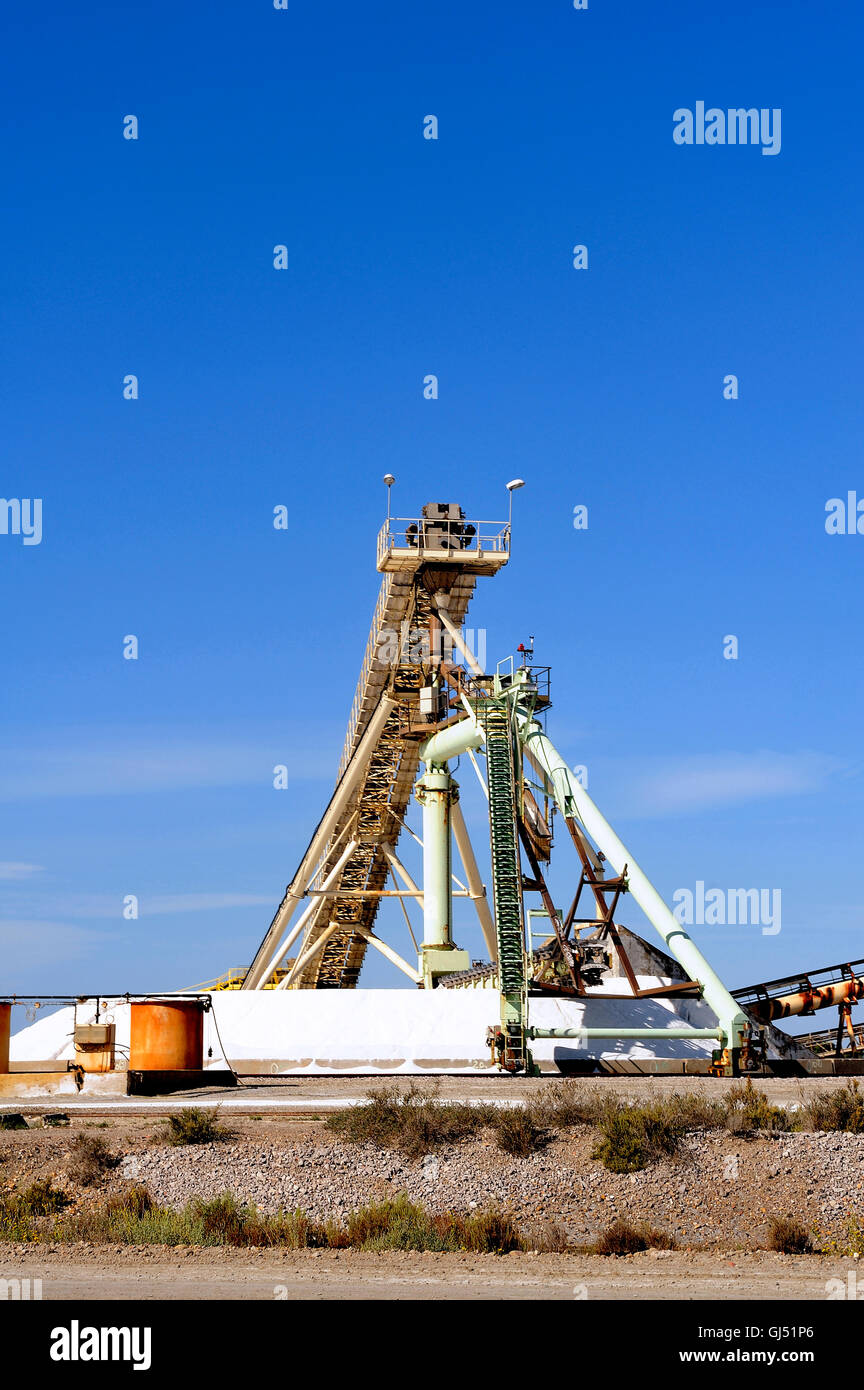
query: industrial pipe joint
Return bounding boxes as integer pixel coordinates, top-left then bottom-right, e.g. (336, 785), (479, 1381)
(419, 717), (484, 768)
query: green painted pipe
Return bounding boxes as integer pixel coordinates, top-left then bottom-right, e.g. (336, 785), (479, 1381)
(517, 715), (749, 1054)
(528, 1026), (722, 1040)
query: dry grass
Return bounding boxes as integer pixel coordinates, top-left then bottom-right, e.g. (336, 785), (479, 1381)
(329, 1083), (782, 1173)
(326, 1085), (493, 1158)
(766, 1215), (814, 1254)
(521, 1220), (575, 1253)
(724, 1080), (793, 1133)
(163, 1107), (234, 1146)
(67, 1134), (119, 1185)
(330, 1194), (523, 1253)
(0, 1183), (527, 1253)
(524, 1082), (606, 1131)
(491, 1107), (545, 1156)
(594, 1217), (678, 1255)
(804, 1081), (864, 1133)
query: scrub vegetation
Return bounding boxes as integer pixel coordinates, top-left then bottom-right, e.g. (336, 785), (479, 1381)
(326, 1084), (495, 1157)
(0, 1182), (683, 1255)
(163, 1107), (234, 1146)
(803, 1080), (864, 1133)
(0, 1184), (529, 1253)
(328, 1081), (808, 1172)
(766, 1215), (814, 1254)
(67, 1134), (119, 1186)
(594, 1218), (679, 1255)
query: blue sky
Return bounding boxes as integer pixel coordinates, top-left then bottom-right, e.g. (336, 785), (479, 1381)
(2, 1), (862, 1028)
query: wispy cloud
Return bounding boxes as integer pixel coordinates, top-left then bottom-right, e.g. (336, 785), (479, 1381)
(0, 727), (340, 801)
(2, 892), (274, 921)
(0, 920), (110, 964)
(0, 863), (44, 881)
(594, 751), (853, 819)
(141, 893), (273, 916)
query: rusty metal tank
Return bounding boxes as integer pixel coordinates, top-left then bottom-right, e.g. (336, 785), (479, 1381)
(74, 1022), (116, 1073)
(0, 1003), (10, 1073)
(129, 1001), (204, 1071)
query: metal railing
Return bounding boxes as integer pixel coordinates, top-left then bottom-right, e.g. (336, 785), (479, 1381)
(338, 577), (393, 778)
(732, 959), (864, 1010)
(376, 516), (510, 566)
(340, 516), (509, 778)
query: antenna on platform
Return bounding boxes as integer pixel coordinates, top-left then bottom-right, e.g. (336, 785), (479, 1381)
(383, 474), (396, 522)
(506, 477), (525, 533)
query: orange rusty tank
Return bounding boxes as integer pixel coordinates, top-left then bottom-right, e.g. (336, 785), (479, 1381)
(74, 1022), (116, 1073)
(0, 1002), (10, 1073)
(129, 1001), (203, 1071)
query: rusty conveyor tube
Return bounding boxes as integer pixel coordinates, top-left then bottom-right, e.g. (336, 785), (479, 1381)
(748, 975), (864, 1023)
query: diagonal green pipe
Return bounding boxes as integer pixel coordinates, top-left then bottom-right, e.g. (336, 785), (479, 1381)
(517, 714), (748, 1054)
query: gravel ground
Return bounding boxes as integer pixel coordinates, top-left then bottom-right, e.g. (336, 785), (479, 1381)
(113, 1128), (864, 1247)
(3, 1089), (864, 1252)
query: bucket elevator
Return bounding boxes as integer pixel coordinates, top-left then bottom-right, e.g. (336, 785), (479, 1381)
(240, 488), (758, 1076)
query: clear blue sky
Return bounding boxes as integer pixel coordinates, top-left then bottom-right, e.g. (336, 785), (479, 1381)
(2, 1), (862, 1024)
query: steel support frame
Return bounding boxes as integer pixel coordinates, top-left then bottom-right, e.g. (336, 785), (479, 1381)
(518, 712), (749, 1066)
(244, 696), (396, 988)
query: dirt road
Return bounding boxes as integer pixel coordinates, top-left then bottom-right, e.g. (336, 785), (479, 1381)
(1, 1249), (852, 1300)
(2, 1073), (858, 1117)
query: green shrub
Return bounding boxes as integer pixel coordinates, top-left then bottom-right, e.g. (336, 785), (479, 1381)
(347, 1193), (444, 1251)
(724, 1079), (793, 1133)
(164, 1107), (232, 1146)
(0, 1199), (38, 1242)
(836, 1216), (864, 1257)
(591, 1101), (685, 1173)
(19, 1179), (70, 1216)
(0, 1114), (28, 1131)
(805, 1081), (864, 1133)
(0, 1179), (70, 1241)
(191, 1193), (251, 1245)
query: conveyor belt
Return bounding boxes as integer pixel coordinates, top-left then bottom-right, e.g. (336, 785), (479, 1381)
(274, 571), (477, 990)
(245, 507), (512, 992)
(477, 698), (527, 1068)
